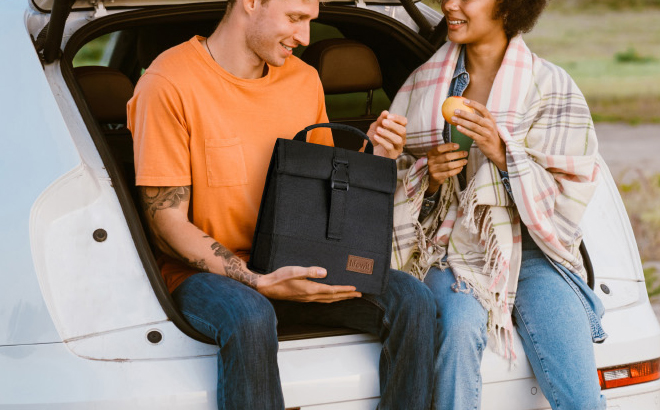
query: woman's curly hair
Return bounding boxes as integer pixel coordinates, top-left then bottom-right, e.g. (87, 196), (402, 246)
(493, 0), (548, 39)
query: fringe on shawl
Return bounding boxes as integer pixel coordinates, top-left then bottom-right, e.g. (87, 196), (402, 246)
(405, 176), (452, 281)
(453, 172), (518, 362)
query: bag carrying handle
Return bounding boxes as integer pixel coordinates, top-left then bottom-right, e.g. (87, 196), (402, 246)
(293, 122), (374, 155)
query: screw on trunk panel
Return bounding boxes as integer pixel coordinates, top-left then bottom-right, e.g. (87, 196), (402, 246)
(93, 229), (107, 242)
(600, 283), (611, 294)
(147, 330), (163, 344)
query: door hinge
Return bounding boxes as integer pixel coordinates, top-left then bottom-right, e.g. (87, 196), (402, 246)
(88, 0), (109, 19)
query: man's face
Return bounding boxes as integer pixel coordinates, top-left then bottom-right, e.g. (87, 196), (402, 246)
(246, 0), (319, 67)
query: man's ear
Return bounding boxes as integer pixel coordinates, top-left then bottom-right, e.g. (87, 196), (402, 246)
(241, 0), (259, 14)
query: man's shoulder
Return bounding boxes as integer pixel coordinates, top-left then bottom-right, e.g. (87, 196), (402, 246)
(280, 55), (321, 81)
(144, 38), (200, 81)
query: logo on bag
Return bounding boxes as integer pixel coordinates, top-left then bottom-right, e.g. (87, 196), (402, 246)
(346, 255), (374, 275)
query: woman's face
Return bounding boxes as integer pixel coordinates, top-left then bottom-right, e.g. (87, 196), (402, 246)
(440, 0), (505, 46)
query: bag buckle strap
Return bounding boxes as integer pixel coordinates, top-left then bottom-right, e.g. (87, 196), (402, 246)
(328, 151), (349, 240)
(331, 157), (349, 191)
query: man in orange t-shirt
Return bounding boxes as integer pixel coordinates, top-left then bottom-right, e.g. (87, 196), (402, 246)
(127, 0), (438, 407)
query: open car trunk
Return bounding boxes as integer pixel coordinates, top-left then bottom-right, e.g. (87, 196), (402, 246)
(47, 0), (437, 345)
(35, 0), (596, 347)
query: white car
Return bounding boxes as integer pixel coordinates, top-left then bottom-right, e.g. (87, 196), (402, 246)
(1, 0), (659, 409)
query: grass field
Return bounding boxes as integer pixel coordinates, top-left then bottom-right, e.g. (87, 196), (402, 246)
(523, 9), (660, 123)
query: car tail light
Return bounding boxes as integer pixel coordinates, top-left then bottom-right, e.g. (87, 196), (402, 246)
(598, 358), (660, 389)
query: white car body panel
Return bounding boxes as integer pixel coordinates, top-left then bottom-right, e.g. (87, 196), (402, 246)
(2, 0), (659, 408)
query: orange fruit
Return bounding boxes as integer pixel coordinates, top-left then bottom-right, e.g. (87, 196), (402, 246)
(441, 96), (474, 125)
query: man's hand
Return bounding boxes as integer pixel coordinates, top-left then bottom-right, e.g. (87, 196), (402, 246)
(367, 111), (407, 159)
(426, 143), (468, 195)
(256, 266), (362, 303)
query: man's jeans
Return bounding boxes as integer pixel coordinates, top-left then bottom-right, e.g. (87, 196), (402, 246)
(424, 248), (607, 410)
(172, 269), (438, 410)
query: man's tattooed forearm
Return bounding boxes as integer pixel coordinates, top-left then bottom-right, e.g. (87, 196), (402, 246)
(183, 257), (209, 272)
(211, 242), (258, 289)
(212, 241), (232, 259)
(140, 186), (191, 218)
(165, 244), (209, 272)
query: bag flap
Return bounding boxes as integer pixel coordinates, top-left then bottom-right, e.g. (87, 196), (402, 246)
(275, 139), (396, 194)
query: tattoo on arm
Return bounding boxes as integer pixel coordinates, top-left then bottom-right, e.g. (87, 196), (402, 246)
(182, 257), (209, 272)
(161, 241), (210, 272)
(211, 242), (259, 289)
(138, 187), (257, 287)
(140, 186), (191, 218)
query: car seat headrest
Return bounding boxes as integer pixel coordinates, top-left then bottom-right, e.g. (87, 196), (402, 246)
(301, 39), (382, 94)
(136, 23), (215, 70)
(74, 66), (134, 124)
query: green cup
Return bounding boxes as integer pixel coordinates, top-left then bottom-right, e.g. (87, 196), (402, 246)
(450, 124), (473, 156)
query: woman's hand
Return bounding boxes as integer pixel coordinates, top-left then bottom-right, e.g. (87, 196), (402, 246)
(426, 143), (468, 195)
(451, 99), (507, 171)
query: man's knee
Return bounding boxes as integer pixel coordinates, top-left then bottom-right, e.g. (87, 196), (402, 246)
(213, 291), (278, 348)
(386, 270), (436, 319)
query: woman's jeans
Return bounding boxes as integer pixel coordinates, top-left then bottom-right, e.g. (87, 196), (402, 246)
(424, 248), (607, 410)
(172, 269), (438, 410)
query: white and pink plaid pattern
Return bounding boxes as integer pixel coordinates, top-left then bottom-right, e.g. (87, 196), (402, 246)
(390, 36), (600, 360)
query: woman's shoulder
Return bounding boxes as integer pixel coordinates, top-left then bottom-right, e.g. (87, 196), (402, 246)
(531, 53), (570, 78)
(530, 53), (580, 92)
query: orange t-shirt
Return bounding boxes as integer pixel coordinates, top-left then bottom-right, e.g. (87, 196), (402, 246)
(127, 36), (332, 292)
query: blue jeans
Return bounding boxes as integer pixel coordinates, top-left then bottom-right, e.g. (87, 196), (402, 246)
(172, 269), (438, 410)
(424, 248), (607, 410)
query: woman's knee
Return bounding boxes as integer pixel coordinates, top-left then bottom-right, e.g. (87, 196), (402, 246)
(423, 269), (488, 345)
(438, 305), (488, 349)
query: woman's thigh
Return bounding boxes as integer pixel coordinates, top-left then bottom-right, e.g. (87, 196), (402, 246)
(424, 267), (488, 346)
(514, 251), (604, 409)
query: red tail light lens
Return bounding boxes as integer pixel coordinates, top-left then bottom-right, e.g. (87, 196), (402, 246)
(598, 358), (660, 389)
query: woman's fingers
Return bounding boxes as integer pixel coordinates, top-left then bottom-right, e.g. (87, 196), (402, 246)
(450, 100), (508, 171)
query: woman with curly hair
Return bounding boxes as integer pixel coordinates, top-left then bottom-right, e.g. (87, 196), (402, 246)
(389, 0), (607, 408)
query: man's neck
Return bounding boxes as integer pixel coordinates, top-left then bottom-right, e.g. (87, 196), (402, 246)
(206, 20), (267, 79)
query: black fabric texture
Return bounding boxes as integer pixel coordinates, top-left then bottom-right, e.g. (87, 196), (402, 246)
(248, 123), (396, 294)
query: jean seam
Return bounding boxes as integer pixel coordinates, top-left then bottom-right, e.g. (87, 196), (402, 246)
(513, 304), (561, 409)
(473, 322), (486, 410)
(473, 371), (481, 410)
(544, 255), (607, 342)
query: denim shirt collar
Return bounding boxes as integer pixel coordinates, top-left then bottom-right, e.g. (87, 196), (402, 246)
(444, 46), (470, 146)
(450, 46), (469, 97)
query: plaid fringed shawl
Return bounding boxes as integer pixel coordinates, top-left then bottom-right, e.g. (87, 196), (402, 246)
(389, 36), (600, 359)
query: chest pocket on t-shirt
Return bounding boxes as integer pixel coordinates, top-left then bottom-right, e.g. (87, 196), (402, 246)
(205, 137), (248, 187)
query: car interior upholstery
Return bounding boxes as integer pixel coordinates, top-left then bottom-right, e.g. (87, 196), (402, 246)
(302, 38), (384, 150)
